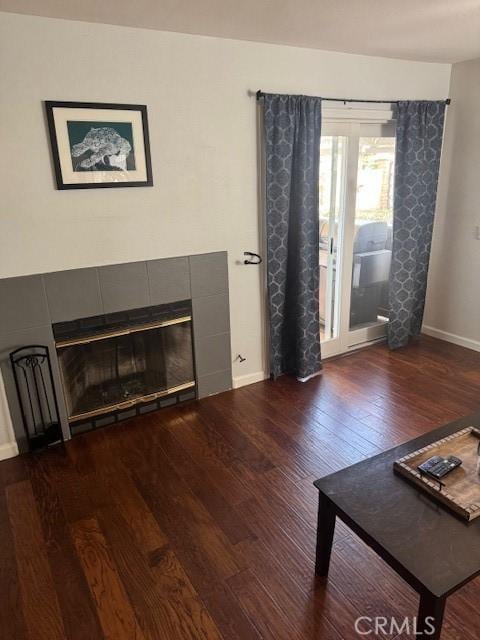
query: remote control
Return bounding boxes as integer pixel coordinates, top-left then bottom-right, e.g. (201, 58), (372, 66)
(418, 455), (462, 479)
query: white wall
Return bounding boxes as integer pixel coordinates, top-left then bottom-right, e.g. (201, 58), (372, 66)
(424, 57), (480, 349)
(0, 12), (451, 435)
(0, 371), (17, 459)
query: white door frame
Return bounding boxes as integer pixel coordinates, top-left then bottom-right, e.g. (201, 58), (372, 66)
(320, 107), (395, 358)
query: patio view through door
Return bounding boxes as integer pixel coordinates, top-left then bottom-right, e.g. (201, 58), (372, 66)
(319, 111), (395, 358)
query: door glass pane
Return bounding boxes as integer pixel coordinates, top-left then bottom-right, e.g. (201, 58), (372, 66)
(319, 136), (346, 342)
(349, 137), (395, 331)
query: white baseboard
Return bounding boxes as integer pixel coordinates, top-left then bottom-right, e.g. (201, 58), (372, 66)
(422, 325), (480, 353)
(233, 371), (268, 389)
(0, 441), (19, 461)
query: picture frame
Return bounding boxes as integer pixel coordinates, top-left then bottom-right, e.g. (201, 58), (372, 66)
(45, 101), (153, 189)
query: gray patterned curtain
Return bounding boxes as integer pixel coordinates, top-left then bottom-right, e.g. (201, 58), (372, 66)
(264, 94), (322, 379)
(388, 101), (446, 349)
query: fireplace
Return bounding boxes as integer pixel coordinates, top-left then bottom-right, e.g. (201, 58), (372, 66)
(53, 300), (196, 432)
(0, 252), (231, 452)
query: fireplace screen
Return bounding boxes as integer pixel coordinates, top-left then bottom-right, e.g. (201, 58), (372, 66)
(56, 318), (194, 422)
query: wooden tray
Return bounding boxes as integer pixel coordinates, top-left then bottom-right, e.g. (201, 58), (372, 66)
(394, 426), (480, 521)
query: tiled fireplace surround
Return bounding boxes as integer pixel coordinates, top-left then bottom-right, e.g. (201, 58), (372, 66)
(0, 252), (232, 453)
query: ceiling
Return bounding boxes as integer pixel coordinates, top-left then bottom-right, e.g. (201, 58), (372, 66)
(1, 0), (480, 63)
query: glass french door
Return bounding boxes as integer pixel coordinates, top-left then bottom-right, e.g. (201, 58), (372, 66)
(319, 119), (395, 358)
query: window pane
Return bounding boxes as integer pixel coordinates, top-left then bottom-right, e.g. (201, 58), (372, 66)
(319, 136), (346, 342)
(350, 137), (395, 331)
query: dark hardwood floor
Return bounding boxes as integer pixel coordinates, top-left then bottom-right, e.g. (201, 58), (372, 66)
(2, 335), (480, 639)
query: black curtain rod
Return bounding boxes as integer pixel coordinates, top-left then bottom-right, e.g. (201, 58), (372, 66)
(255, 90), (451, 105)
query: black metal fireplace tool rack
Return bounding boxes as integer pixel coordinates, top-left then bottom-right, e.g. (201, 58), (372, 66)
(10, 345), (64, 452)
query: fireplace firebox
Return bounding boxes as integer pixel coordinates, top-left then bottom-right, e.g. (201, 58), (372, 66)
(53, 300), (196, 433)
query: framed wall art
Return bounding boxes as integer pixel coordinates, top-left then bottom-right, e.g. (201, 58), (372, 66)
(45, 101), (153, 189)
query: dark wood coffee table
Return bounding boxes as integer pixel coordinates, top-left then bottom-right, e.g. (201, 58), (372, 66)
(314, 412), (480, 640)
